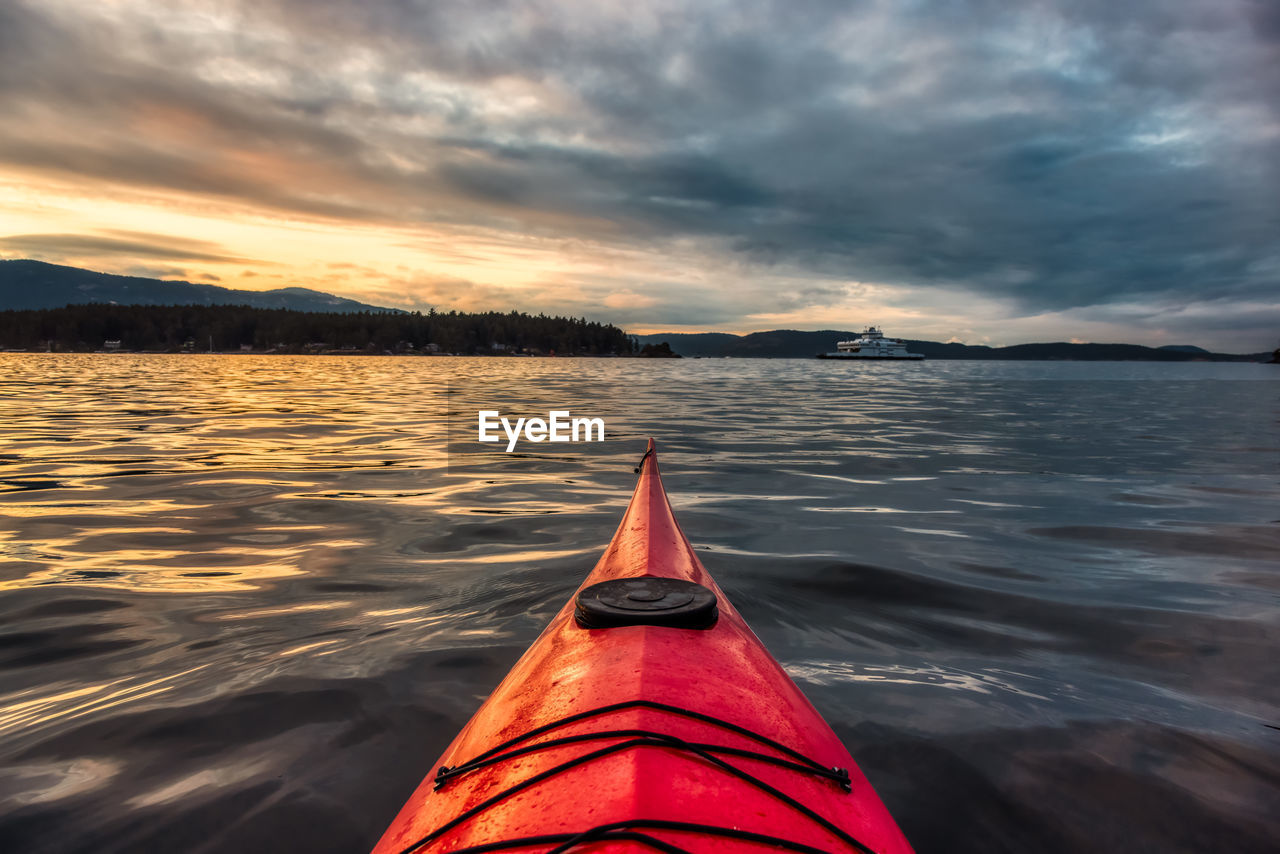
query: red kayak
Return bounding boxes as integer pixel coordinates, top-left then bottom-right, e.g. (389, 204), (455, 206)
(374, 440), (914, 853)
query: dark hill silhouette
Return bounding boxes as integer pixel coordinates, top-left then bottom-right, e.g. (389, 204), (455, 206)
(0, 304), (631, 355)
(633, 330), (1266, 362)
(0, 260), (395, 313)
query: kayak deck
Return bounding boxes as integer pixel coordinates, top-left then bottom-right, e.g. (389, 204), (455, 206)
(373, 440), (913, 853)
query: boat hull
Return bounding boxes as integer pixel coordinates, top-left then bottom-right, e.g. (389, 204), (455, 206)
(817, 353), (924, 360)
(373, 441), (914, 853)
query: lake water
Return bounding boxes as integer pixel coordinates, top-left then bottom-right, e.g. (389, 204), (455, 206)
(1, 354), (1277, 853)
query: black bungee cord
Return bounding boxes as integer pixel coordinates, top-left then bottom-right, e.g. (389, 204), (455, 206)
(395, 701), (876, 854)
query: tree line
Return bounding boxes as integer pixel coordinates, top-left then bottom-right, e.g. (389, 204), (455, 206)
(0, 304), (638, 355)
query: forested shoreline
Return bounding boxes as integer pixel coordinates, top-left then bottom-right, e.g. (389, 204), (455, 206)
(0, 304), (635, 355)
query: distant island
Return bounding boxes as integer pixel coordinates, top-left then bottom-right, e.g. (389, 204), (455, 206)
(0, 260), (1270, 361)
(0, 304), (632, 356)
(0, 259), (637, 355)
(633, 330), (1271, 362)
(0, 259), (395, 313)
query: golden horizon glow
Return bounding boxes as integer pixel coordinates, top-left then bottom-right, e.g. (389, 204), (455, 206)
(1, 0), (1275, 350)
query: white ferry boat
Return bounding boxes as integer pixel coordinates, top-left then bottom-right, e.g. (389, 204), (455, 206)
(817, 327), (924, 360)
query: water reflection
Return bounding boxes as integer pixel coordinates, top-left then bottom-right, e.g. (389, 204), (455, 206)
(0, 665), (214, 741)
(0, 354), (1277, 852)
(787, 660), (1053, 700)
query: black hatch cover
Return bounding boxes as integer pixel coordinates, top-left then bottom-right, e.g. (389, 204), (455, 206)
(574, 577), (718, 629)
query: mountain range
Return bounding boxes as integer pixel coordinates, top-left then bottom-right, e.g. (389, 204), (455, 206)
(633, 330), (1268, 362)
(0, 260), (395, 313)
(1, 261), (1270, 360)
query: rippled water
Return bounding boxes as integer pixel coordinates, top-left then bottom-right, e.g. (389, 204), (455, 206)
(1, 354), (1277, 853)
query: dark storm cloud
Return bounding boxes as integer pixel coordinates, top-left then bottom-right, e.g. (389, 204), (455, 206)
(0, 231), (259, 265)
(2, 0), (1276, 335)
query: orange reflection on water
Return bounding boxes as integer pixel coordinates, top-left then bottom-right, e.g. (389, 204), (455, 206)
(211, 601), (349, 621)
(274, 639), (344, 659)
(408, 547), (597, 566)
(0, 497), (208, 518)
(0, 544), (336, 594)
(127, 757), (276, 810)
(0, 665), (213, 741)
(2, 757), (122, 807)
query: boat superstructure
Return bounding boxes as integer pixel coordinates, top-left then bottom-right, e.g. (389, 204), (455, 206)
(818, 327), (924, 360)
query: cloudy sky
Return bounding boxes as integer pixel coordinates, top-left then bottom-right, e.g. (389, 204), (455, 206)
(1, 0), (1277, 349)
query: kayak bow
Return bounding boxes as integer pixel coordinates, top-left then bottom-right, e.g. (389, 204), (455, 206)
(374, 439), (913, 853)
